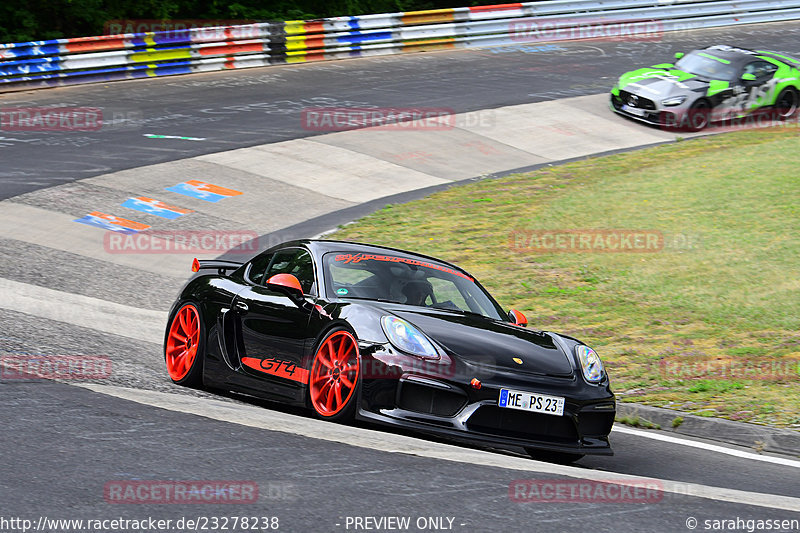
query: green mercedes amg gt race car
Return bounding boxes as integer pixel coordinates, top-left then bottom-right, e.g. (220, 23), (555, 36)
(610, 45), (800, 131)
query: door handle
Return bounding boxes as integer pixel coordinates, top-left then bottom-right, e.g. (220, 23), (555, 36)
(234, 301), (249, 314)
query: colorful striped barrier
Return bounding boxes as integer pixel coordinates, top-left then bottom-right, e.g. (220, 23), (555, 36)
(2, 0), (800, 92)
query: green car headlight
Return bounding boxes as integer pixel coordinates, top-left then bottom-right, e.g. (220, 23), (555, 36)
(575, 345), (605, 383)
(662, 95), (687, 106)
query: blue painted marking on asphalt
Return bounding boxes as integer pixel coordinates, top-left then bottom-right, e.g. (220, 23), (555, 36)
(165, 183), (226, 202)
(121, 198), (185, 219)
(73, 215), (139, 233)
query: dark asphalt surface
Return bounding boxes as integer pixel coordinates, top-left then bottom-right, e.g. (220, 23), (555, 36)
(2, 22), (800, 199)
(3, 380), (799, 533)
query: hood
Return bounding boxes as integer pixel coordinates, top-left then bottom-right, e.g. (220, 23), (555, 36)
(618, 66), (711, 99)
(387, 307), (575, 377)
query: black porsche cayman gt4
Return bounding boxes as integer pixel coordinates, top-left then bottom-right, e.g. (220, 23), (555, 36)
(164, 240), (615, 462)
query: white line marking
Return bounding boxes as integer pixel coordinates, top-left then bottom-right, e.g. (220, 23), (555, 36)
(613, 425), (800, 468)
(78, 383), (800, 512)
(0, 277), (165, 344)
(143, 133), (206, 141)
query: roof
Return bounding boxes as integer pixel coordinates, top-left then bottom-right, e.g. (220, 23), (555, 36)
(702, 44), (760, 61)
(699, 45), (800, 66)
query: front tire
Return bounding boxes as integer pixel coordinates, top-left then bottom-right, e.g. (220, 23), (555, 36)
(165, 302), (204, 387)
(308, 329), (360, 422)
(684, 100), (711, 131)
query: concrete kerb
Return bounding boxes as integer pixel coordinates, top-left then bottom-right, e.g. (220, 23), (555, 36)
(219, 137), (680, 258)
(616, 403), (800, 457)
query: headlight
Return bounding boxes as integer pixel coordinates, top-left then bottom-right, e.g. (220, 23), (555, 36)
(661, 95), (687, 106)
(380, 316), (439, 359)
(575, 345), (605, 383)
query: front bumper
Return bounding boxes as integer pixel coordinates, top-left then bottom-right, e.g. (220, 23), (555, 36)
(610, 90), (691, 129)
(356, 350), (616, 455)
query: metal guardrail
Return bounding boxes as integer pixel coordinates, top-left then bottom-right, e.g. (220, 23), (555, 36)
(1, 0), (799, 92)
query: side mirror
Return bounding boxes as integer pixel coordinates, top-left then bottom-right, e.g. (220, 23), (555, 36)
(266, 273), (304, 300)
(508, 309), (528, 327)
(741, 72), (757, 81)
(674, 52), (684, 60)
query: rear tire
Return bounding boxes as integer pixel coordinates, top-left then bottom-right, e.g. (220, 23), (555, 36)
(308, 329), (360, 422)
(525, 448), (585, 464)
(165, 302), (205, 388)
(774, 88), (799, 120)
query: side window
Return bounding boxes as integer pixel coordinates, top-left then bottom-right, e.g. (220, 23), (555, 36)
(265, 248), (316, 295)
(246, 253), (273, 285)
(429, 277), (468, 310)
(743, 61), (777, 79)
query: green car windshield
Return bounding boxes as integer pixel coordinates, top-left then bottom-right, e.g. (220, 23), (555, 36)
(323, 252), (506, 320)
(675, 51), (737, 81)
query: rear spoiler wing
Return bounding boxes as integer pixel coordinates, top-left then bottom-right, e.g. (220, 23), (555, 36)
(191, 258), (243, 275)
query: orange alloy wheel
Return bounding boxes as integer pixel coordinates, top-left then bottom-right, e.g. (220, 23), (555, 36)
(309, 330), (360, 417)
(166, 304), (201, 381)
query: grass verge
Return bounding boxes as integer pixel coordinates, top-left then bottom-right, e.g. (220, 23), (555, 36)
(328, 127), (800, 429)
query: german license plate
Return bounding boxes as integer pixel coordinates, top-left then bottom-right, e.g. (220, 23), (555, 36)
(622, 104), (646, 117)
(498, 388), (565, 416)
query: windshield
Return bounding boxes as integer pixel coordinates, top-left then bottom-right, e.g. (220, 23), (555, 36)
(323, 252), (506, 320)
(675, 51), (737, 80)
